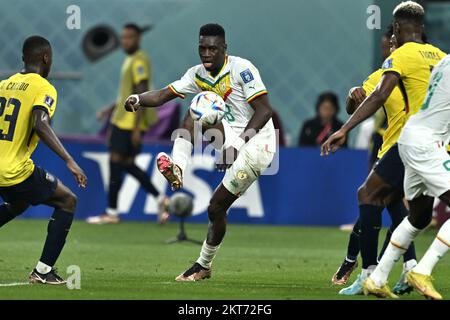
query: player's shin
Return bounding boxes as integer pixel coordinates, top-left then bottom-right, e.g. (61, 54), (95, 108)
(370, 217), (421, 286)
(359, 204), (383, 271)
(413, 219), (450, 276)
(38, 209), (74, 272)
(197, 239), (222, 269)
(172, 137), (193, 173)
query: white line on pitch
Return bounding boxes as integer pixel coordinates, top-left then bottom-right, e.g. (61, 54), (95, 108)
(0, 282), (30, 287)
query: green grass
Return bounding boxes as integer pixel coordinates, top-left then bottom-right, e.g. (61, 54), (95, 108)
(0, 219), (448, 299)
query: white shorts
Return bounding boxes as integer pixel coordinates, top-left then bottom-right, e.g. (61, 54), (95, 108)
(398, 142), (450, 200)
(221, 121), (275, 197)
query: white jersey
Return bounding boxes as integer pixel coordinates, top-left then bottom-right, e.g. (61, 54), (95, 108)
(398, 55), (450, 146)
(168, 55), (276, 152)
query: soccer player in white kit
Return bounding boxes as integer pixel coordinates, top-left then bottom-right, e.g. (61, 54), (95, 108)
(123, 24), (276, 281)
(364, 55), (450, 299)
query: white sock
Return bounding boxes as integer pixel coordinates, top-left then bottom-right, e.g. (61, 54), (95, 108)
(36, 261), (52, 274)
(413, 220), (450, 276)
(370, 218), (421, 286)
(403, 259), (417, 272)
(106, 207), (119, 216)
(361, 265), (376, 279)
(172, 137), (193, 173)
(196, 241), (221, 269)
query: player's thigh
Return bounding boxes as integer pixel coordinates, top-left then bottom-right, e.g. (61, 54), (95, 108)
(43, 179), (77, 212)
(108, 125), (134, 159)
(358, 169), (396, 205)
(222, 142), (274, 197)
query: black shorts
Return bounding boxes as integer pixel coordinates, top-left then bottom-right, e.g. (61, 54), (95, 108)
(108, 125), (142, 157)
(373, 144), (405, 190)
(0, 166), (58, 206)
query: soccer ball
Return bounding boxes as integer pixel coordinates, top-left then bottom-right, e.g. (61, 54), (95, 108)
(168, 193), (194, 218)
(189, 91), (226, 125)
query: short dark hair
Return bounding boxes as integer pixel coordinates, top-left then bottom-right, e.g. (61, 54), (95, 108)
(199, 23), (225, 39)
(123, 23), (141, 35)
(316, 91), (340, 114)
(393, 1), (425, 25)
(22, 35), (51, 61)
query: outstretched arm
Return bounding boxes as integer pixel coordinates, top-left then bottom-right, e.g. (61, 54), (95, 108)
(321, 72), (399, 155)
(32, 109), (87, 187)
(124, 87), (178, 112)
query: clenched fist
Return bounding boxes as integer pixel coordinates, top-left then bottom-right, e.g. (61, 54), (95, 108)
(124, 94), (140, 112)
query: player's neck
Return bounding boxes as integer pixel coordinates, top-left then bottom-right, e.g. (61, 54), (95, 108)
(401, 34), (424, 46)
(22, 65), (44, 77)
(209, 56), (227, 77)
(126, 46), (140, 55)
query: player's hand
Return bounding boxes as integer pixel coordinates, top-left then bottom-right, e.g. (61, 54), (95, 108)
(349, 87), (366, 106)
(216, 146), (239, 172)
(124, 94), (140, 112)
(66, 158), (88, 188)
(131, 129), (141, 147)
(320, 129), (347, 156)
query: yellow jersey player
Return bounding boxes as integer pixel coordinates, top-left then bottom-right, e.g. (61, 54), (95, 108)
(86, 23), (169, 225)
(321, 1), (446, 298)
(368, 54), (450, 300)
(0, 36), (87, 284)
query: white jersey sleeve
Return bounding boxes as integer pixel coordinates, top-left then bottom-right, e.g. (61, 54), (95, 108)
(234, 59), (268, 103)
(167, 66), (200, 98)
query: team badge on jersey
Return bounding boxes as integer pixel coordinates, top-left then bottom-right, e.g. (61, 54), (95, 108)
(240, 69), (254, 84)
(44, 95), (54, 108)
(382, 58), (393, 69)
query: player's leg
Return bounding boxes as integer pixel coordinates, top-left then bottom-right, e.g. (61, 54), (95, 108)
(407, 190), (450, 300)
(379, 196), (417, 295)
(157, 110), (224, 191)
(23, 166), (78, 285)
(341, 145), (404, 295)
(332, 218), (360, 285)
(0, 200), (29, 228)
(175, 184), (236, 281)
(175, 135), (274, 281)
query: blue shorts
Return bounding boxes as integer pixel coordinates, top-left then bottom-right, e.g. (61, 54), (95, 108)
(373, 144), (405, 190)
(0, 166), (58, 206)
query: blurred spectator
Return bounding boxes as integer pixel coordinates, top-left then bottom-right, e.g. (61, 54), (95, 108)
(298, 92), (345, 147)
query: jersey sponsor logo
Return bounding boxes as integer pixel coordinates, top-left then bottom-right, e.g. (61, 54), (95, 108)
(44, 95), (54, 108)
(237, 170), (248, 180)
(382, 58), (393, 69)
(240, 69), (254, 84)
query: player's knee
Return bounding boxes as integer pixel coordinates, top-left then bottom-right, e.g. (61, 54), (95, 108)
(357, 184), (370, 203)
(408, 213), (432, 230)
(62, 191), (78, 212)
(207, 200), (226, 221)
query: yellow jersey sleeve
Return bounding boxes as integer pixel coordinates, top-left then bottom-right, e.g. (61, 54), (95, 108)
(33, 82), (57, 117)
(131, 58), (149, 85)
(381, 48), (407, 77)
(362, 69), (382, 95)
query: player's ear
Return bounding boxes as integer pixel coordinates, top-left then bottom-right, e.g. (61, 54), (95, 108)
(223, 42), (227, 52)
(43, 53), (49, 65)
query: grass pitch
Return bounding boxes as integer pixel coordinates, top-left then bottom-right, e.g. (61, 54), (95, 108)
(0, 219), (448, 300)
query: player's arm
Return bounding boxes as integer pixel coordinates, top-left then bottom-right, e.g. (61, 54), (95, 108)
(124, 87), (177, 112)
(32, 109), (87, 187)
(346, 87), (367, 115)
(240, 94), (272, 142)
(321, 72), (399, 155)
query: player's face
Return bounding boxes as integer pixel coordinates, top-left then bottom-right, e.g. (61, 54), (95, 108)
(198, 36), (226, 72)
(121, 28), (140, 53)
(390, 34), (398, 53)
(380, 35), (391, 60)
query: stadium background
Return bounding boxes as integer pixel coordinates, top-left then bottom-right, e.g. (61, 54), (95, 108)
(0, 0), (449, 225)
